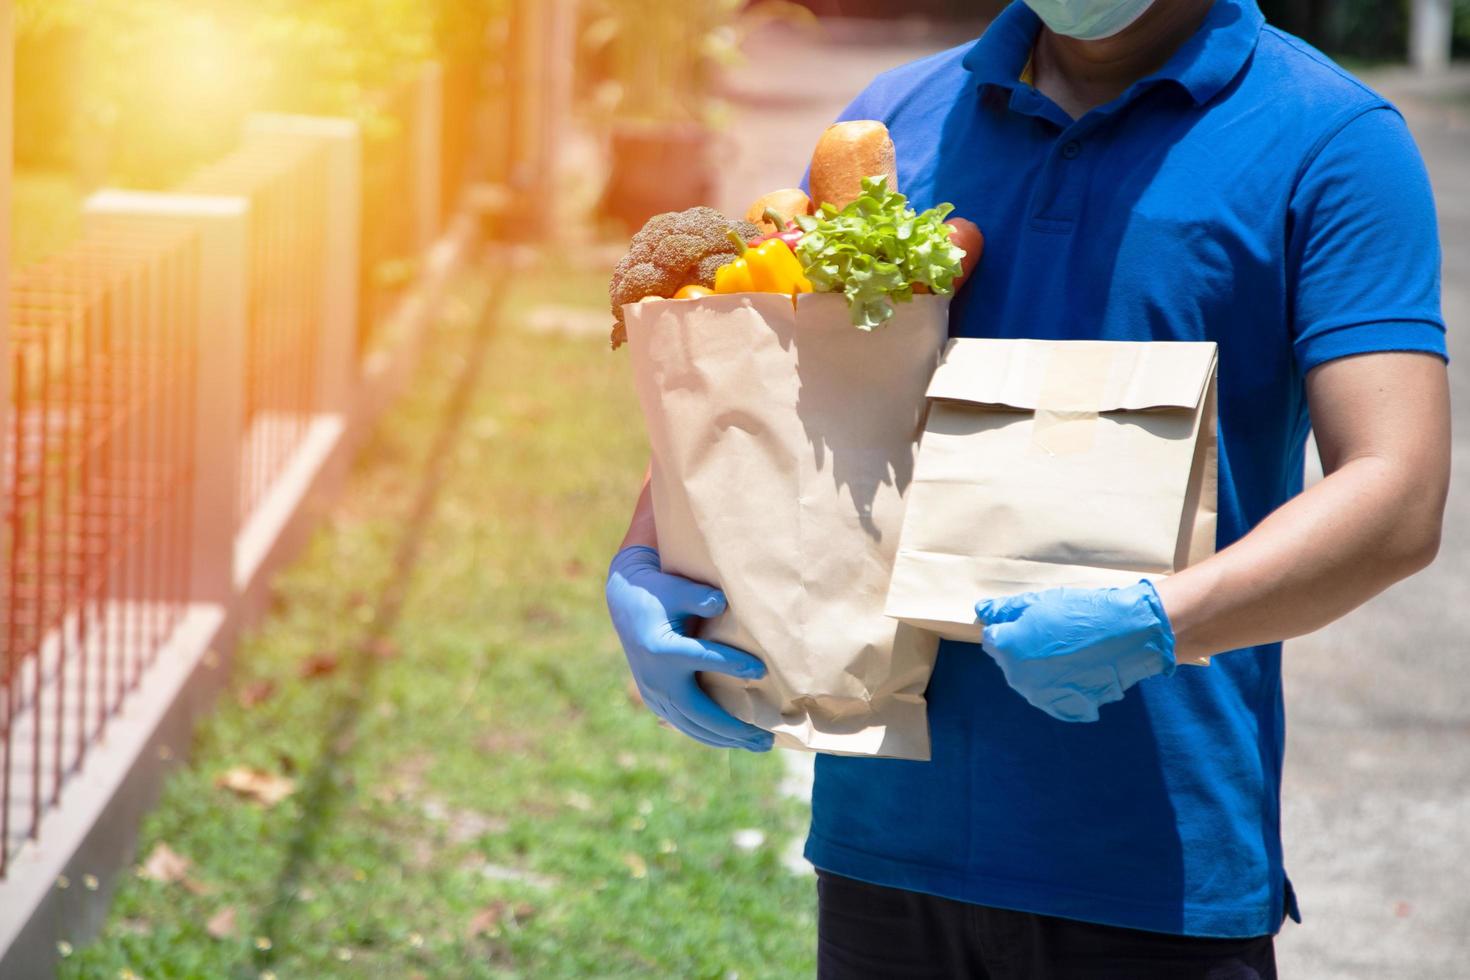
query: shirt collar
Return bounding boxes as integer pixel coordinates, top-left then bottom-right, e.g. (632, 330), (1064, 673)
(962, 0), (1265, 108)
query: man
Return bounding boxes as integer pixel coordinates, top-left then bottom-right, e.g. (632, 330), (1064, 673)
(605, 0), (1451, 975)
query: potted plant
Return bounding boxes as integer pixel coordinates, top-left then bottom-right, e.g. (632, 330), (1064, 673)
(586, 0), (744, 231)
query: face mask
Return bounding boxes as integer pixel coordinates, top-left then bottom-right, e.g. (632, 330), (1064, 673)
(1022, 0), (1157, 40)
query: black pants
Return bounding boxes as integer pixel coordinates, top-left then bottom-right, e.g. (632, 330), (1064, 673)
(817, 871), (1277, 980)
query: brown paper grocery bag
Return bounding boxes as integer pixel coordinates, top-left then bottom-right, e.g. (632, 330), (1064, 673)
(625, 291), (949, 759)
(885, 338), (1217, 667)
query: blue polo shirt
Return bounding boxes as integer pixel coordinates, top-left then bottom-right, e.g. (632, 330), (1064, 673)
(802, 0), (1447, 938)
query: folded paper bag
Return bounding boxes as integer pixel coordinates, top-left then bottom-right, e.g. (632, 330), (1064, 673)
(625, 291), (948, 760)
(884, 338), (1218, 667)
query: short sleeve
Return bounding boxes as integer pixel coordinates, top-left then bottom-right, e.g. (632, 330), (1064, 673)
(1287, 105), (1447, 374)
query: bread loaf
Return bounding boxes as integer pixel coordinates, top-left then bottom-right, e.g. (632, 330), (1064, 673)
(808, 120), (898, 211)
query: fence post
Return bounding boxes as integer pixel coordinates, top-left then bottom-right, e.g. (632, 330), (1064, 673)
(412, 62), (444, 251)
(244, 114), (362, 416)
(1409, 0), (1453, 73)
(83, 191), (250, 606)
(505, 0), (573, 240)
(1, 0), (12, 427)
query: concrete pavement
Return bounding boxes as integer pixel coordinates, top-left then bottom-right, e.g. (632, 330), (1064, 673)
(721, 22), (1468, 978)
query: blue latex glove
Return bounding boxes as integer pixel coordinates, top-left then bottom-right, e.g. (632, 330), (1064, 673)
(974, 581), (1177, 723)
(606, 546), (773, 751)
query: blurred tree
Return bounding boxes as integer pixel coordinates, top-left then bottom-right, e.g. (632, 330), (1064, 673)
(13, 18), (83, 171)
(14, 0), (506, 189)
(1259, 0), (1404, 59)
(1261, 0), (1470, 60)
(580, 0), (740, 126)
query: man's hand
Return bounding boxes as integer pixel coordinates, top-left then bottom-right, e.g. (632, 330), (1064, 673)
(975, 582), (1176, 722)
(606, 546), (773, 751)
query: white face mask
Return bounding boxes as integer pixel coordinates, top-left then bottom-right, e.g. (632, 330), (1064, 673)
(1022, 0), (1158, 40)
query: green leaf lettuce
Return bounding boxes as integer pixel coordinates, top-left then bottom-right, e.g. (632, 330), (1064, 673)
(794, 176), (967, 329)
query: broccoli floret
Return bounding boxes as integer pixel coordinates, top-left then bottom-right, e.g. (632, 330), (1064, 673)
(608, 206), (756, 349)
(670, 206), (729, 238)
(733, 219), (763, 243)
(695, 252), (733, 286)
(624, 238), (656, 264)
(651, 233), (710, 275)
(640, 211), (683, 237)
(610, 262), (672, 311)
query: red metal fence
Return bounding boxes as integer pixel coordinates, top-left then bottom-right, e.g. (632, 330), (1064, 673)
(0, 58), (484, 883)
(1, 219), (199, 876)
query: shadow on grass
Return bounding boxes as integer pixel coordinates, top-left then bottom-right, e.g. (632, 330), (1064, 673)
(250, 259), (505, 976)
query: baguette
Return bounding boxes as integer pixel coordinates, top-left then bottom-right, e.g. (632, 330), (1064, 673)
(808, 120), (898, 211)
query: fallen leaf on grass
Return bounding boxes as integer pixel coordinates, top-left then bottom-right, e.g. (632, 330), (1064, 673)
(138, 843), (191, 884)
(237, 680), (277, 709)
(181, 876), (213, 896)
(465, 906), (500, 939)
(622, 853), (648, 879)
(216, 767), (296, 807)
(205, 906), (238, 939)
(520, 604), (563, 627)
(466, 900), (537, 939)
(137, 843), (213, 895)
(298, 651), (341, 679)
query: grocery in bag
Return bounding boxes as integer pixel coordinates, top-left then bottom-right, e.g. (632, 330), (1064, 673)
(625, 292), (949, 758)
(611, 121), (984, 758)
(885, 337), (1218, 667)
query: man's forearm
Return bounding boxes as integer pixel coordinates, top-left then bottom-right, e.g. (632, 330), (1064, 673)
(1156, 456), (1443, 661)
(620, 466), (658, 551)
(1155, 353), (1450, 662)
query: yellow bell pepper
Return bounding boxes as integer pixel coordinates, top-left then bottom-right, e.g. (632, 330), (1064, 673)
(713, 231), (812, 297)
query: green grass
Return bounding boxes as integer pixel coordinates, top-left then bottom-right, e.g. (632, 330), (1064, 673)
(12, 170), (85, 268)
(61, 259), (814, 978)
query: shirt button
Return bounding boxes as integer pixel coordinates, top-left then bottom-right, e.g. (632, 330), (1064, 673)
(1061, 140), (1082, 160)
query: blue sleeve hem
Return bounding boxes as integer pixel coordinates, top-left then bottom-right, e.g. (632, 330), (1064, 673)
(1294, 317), (1448, 375)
